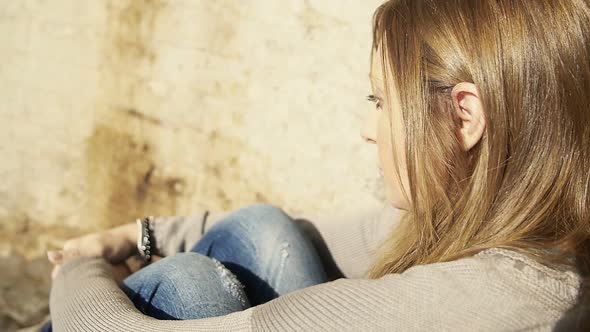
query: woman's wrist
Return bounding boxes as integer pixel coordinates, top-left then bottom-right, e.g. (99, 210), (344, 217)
(136, 217), (156, 263)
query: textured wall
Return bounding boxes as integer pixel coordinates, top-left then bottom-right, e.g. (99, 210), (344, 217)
(0, 0), (385, 330)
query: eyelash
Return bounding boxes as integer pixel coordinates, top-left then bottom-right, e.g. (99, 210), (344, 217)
(366, 95), (382, 110)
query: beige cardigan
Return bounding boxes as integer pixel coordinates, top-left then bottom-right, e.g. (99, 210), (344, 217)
(49, 205), (581, 331)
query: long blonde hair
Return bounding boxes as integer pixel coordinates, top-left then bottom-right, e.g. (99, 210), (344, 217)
(366, 0), (590, 279)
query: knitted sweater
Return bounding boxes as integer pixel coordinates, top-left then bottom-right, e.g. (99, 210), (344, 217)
(49, 205), (581, 331)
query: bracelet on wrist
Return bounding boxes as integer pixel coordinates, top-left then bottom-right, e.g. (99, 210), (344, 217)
(136, 216), (155, 264)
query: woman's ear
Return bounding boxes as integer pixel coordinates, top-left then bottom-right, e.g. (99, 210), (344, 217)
(451, 82), (486, 151)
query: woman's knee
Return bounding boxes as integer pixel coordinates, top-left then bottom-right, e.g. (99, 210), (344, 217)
(195, 203), (311, 263)
(165, 253), (249, 305)
(122, 252), (250, 319)
(192, 204), (328, 304)
(198, 203), (317, 270)
(215, 203), (299, 238)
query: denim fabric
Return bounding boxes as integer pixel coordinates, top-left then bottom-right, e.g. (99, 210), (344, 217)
(121, 252), (251, 319)
(191, 203), (329, 306)
(42, 204), (328, 330)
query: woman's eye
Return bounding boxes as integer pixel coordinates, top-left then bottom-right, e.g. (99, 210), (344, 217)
(366, 95), (382, 110)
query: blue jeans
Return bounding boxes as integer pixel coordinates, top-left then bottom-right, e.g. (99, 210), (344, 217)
(42, 204), (329, 330)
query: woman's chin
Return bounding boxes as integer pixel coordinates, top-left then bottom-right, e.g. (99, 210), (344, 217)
(389, 201), (407, 211)
(385, 190), (409, 211)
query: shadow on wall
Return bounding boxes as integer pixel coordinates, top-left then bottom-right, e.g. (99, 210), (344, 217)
(1, 0), (375, 329)
(85, 119), (188, 230)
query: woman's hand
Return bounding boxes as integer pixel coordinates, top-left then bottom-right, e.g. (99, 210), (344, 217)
(47, 222), (139, 282)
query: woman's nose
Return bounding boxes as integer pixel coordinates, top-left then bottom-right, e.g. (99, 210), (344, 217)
(360, 129), (376, 144)
(360, 112), (378, 144)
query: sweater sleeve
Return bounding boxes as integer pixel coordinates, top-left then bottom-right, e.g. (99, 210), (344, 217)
(149, 212), (217, 257)
(50, 249), (572, 331)
(47, 255), (464, 332)
(151, 204), (402, 279)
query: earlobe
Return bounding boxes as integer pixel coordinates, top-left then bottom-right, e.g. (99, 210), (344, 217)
(451, 82), (486, 151)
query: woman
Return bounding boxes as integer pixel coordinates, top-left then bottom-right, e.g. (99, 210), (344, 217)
(45, 0), (589, 330)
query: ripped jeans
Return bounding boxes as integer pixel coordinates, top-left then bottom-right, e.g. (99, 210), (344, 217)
(43, 203), (328, 329)
(122, 203), (329, 319)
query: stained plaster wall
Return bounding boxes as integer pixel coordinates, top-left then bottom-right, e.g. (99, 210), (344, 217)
(0, 0), (385, 329)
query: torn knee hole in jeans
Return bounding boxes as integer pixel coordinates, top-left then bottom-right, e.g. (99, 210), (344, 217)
(272, 242), (291, 290)
(210, 258), (249, 307)
(280, 242), (290, 259)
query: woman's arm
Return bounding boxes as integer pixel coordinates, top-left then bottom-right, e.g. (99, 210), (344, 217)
(46, 211), (218, 275)
(47, 204), (401, 281)
(50, 249), (547, 331)
(48, 255), (441, 332)
(150, 212), (219, 256)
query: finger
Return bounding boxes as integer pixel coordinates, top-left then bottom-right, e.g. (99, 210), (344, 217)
(47, 250), (64, 264)
(51, 264), (61, 280)
(61, 248), (81, 261)
(125, 255), (146, 273)
(111, 263), (131, 285)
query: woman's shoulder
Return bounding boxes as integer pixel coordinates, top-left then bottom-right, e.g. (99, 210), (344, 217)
(404, 247), (581, 298)
(473, 247), (580, 287)
(463, 246), (581, 309)
(391, 247), (581, 328)
(360, 247), (580, 330)
(330, 246), (580, 312)
(381, 247), (580, 283)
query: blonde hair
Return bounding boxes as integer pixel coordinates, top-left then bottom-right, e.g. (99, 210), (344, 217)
(366, 0), (590, 279)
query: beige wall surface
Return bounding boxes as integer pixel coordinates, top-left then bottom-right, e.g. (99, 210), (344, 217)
(0, 0), (385, 330)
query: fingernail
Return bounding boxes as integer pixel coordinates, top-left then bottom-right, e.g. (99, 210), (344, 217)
(47, 250), (63, 262)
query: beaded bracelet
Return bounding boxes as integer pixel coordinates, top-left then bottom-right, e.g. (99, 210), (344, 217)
(136, 216), (155, 263)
